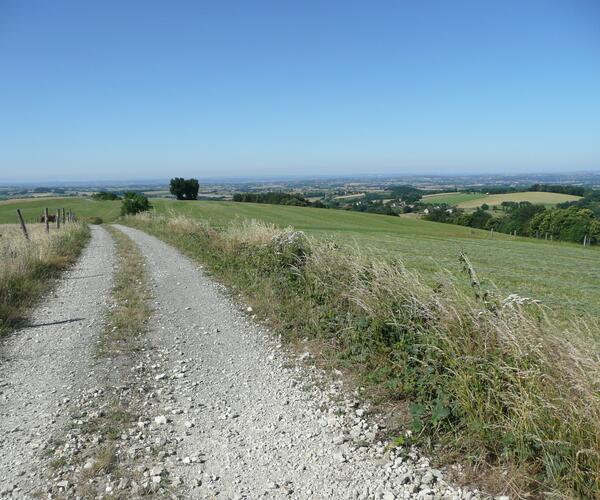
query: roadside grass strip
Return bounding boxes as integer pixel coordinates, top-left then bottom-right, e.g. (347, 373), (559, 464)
(97, 226), (152, 356)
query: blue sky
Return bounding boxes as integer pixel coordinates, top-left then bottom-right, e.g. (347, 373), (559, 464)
(0, 0), (599, 181)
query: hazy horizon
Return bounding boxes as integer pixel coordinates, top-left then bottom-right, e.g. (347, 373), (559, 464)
(2, 168), (600, 187)
(1, 1), (599, 181)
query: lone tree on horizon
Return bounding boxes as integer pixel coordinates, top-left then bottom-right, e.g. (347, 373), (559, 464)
(170, 177), (200, 200)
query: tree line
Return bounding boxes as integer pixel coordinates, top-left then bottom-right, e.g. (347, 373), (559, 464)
(461, 184), (586, 196)
(425, 195), (600, 244)
(232, 192), (312, 206)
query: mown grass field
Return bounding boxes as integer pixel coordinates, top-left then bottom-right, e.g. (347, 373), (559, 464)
(150, 199), (600, 320)
(421, 192), (485, 205)
(457, 191), (582, 208)
(2, 197), (599, 319)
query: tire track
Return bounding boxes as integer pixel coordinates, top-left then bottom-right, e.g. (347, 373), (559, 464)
(0, 226), (115, 497)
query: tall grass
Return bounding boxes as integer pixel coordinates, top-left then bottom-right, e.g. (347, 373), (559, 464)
(0, 223), (90, 336)
(125, 213), (600, 498)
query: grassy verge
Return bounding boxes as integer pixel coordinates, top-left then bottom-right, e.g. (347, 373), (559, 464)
(98, 226), (152, 356)
(124, 212), (600, 498)
(0, 223), (90, 336)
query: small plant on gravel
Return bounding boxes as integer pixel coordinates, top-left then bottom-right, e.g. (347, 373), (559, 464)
(123, 212), (600, 498)
(86, 444), (117, 476)
(49, 458), (67, 469)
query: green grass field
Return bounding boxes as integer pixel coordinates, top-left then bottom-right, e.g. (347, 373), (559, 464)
(0, 197), (122, 224)
(421, 192), (485, 205)
(2, 196), (598, 319)
(150, 199), (600, 319)
(457, 191), (582, 208)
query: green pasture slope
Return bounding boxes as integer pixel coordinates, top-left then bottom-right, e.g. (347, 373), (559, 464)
(0, 197), (121, 224)
(151, 199), (600, 319)
(2, 197), (599, 319)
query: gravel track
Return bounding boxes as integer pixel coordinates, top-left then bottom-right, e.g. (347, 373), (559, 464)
(0, 226), (115, 497)
(114, 225), (486, 500)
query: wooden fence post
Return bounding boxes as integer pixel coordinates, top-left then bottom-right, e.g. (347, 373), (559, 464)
(44, 208), (50, 233)
(16, 209), (29, 240)
(56, 210), (61, 229)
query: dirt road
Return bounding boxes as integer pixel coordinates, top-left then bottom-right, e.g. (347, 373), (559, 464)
(0, 224), (484, 499)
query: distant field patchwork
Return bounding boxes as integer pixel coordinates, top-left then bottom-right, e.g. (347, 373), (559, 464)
(422, 191), (581, 208)
(422, 192), (485, 205)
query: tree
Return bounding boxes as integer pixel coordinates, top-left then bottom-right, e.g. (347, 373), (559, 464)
(121, 192), (152, 215)
(530, 206), (600, 243)
(389, 185), (423, 203)
(170, 177), (199, 200)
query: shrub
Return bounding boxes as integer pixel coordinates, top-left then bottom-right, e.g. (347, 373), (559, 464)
(120, 192), (151, 216)
(88, 217), (103, 225)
